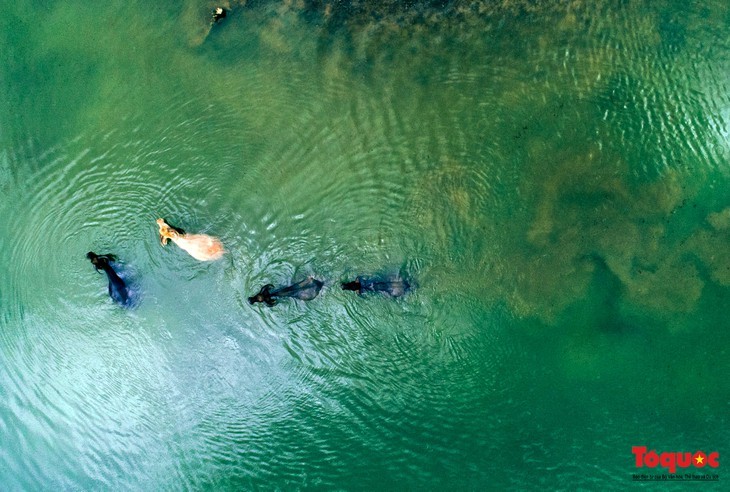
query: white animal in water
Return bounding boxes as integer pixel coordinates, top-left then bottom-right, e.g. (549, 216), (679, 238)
(156, 218), (225, 261)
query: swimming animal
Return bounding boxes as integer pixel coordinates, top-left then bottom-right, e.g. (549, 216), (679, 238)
(249, 277), (324, 307)
(86, 252), (130, 306)
(341, 276), (410, 297)
(212, 7), (227, 24)
(156, 218), (225, 261)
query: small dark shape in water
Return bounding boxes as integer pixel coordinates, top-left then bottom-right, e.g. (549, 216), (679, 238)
(342, 276), (409, 297)
(212, 7), (227, 24)
(86, 252), (131, 306)
(249, 277), (324, 307)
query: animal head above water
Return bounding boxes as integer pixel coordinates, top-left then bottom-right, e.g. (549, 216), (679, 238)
(156, 218), (181, 245)
(86, 251), (115, 270)
(248, 284), (277, 307)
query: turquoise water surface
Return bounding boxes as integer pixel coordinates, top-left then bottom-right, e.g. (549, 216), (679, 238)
(1, 0), (728, 489)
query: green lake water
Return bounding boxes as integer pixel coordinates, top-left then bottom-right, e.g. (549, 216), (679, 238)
(1, 0), (728, 489)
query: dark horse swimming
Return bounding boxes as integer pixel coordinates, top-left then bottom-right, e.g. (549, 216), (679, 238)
(341, 276), (410, 297)
(86, 252), (130, 306)
(249, 277), (323, 307)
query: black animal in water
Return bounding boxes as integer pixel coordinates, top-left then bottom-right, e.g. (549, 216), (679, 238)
(249, 277), (323, 307)
(212, 7), (227, 24)
(341, 276), (410, 297)
(86, 252), (130, 306)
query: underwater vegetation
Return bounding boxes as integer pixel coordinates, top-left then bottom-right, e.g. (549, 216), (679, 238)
(506, 144), (716, 324)
(407, 141), (729, 328)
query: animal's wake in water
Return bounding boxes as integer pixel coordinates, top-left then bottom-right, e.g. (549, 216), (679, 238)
(86, 252), (131, 306)
(249, 277), (324, 307)
(157, 218), (225, 261)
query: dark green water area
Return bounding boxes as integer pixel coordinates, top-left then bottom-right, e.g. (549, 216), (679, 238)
(0, 0), (728, 489)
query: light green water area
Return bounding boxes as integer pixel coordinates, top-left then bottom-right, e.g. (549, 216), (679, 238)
(1, 0), (729, 489)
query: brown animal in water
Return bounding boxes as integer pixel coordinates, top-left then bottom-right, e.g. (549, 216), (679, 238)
(156, 218), (225, 261)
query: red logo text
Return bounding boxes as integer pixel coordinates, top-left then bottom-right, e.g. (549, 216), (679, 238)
(633, 446), (719, 474)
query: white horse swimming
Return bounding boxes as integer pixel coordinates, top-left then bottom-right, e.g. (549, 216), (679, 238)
(156, 218), (225, 261)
